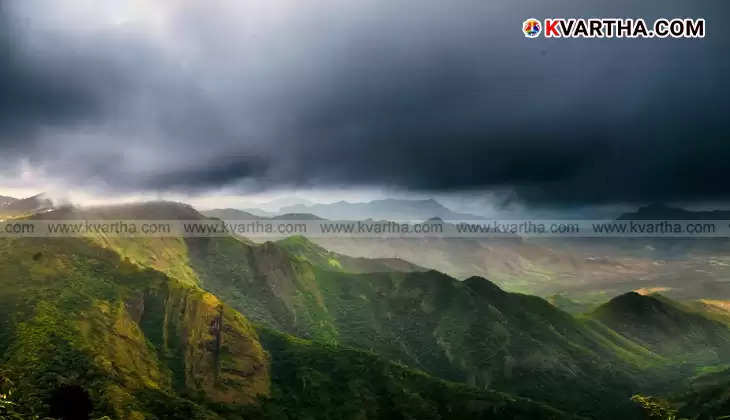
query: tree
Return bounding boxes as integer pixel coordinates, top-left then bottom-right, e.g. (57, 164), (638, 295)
(631, 394), (678, 420)
(0, 375), (25, 419)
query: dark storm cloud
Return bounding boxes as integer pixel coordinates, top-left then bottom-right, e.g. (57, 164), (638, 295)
(1, 0), (728, 205)
(0, 4), (99, 142)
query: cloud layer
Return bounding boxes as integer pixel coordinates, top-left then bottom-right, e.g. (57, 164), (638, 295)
(1, 0), (728, 206)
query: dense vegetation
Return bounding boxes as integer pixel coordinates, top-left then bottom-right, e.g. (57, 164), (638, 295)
(276, 235), (424, 274)
(182, 233), (654, 418)
(591, 292), (730, 365)
(0, 231), (572, 419)
(3, 203), (730, 419)
(0, 237), (268, 419)
(251, 328), (579, 420)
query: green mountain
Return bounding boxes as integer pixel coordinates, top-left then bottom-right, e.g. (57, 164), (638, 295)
(276, 235), (424, 274)
(251, 327), (580, 420)
(629, 297), (730, 418)
(0, 236), (269, 419)
(8, 201), (730, 418)
(0, 204), (575, 419)
(78, 206), (649, 417)
(685, 299), (730, 327)
(590, 292), (730, 365)
(311, 234), (730, 302)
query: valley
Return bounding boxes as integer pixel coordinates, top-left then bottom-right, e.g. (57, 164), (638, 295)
(2, 200), (730, 418)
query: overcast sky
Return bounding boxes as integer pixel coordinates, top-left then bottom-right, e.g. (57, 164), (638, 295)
(1, 0), (728, 213)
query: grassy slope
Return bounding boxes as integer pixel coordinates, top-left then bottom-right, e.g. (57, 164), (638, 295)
(547, 295), (597, 315)
(276, 235), (425, 274)
(590, 292), (730, 366)
(251, 327), (581, 420)
(93, 226), (657, 418)
(309, 271), (664, 417)
(588, 293), (730, 418)
(199, 237), (730, 419)
(182, 234), (657, 418)
(686, 299), (730, 328)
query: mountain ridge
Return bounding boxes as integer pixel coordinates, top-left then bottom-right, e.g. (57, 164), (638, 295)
(618, 203), (730, 220)
(0, 193), (53, 217)
(22, 201), (643, 417)
(0, 227), (577, 419)
(278, 198), (484, 221)
(590, 292), (730, 365)
(5, 201), (730, 418)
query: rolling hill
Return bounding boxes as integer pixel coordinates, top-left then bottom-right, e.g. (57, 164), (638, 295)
(276, 235), (424, 274)
(205, 203), (730, 305)
(278, 198), (483, 221)
(590, 292), (730, 365)
(5, 201), (730, 418)
(36, 203), (648, 417)
(0, 222), (571, 419)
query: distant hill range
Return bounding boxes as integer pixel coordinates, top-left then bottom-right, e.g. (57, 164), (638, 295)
(0, 193), (53, 216)
(205, 198), (483, 221)
(0, 195), (16, 207)
(212, 201), (730, 222)
(618, 203), (730, 220)
(278, 198), (484, 221)
(201, 202), (730, 300)
(203, 208), (324, 221)
(249, 197), (314, 214)
(201, 208), (262, 220)
(210, 197), (316, 218)
(6, 199), (730, 418)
